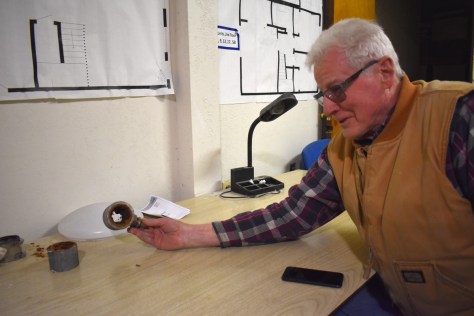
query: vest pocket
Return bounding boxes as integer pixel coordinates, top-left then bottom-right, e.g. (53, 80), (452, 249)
(393, 261), (474, 315)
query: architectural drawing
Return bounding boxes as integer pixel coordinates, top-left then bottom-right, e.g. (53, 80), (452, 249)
(219, 0), (323, 103)
(0, 0), (173, 100)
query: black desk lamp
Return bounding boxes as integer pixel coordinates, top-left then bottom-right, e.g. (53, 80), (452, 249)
(230, 92), (298, 196)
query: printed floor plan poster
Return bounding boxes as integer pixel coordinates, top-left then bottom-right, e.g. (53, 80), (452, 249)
(0, 0), (173, 100)
(218, 0), (323, 104)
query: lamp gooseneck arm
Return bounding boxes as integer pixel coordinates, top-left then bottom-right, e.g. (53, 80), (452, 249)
(247, 117), (261, 168)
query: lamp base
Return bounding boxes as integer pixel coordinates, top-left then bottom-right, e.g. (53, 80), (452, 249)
(231, 167), (284, 196)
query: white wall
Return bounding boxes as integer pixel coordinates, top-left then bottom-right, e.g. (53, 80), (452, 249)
(0, 98), (178, 240)
(0, 0), (318, 241)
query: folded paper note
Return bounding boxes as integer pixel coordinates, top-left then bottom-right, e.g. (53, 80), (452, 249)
(141, 195), (190, 219)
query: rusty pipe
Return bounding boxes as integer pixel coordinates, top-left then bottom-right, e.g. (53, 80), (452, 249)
(102, 201), (147, 230)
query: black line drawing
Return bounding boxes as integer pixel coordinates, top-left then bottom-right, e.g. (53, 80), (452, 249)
(7, 6), (171, 95)
(237, 0), (322, 96)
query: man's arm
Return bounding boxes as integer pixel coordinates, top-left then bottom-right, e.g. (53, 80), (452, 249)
(128, 218), (219, 250)
(213, 149), (345, 247)
(129, 149), (344, 250)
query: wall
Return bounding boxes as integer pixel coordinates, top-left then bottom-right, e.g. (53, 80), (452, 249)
(0, 94), (178, 240)
(0, 0), (318, 241)
(376, 0), (421, 79)
(172, 0), (222, 198)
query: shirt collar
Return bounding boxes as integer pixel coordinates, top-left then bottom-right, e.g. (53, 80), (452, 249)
(354, 106), (395, 147)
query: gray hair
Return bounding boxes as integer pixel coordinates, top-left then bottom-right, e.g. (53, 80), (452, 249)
(306, 18), (403, 77)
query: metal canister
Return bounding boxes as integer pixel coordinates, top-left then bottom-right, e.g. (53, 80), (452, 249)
(47, 241), (79, 272)
(0, 235), (25, 263)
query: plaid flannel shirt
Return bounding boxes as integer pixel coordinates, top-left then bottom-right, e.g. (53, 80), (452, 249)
(213, 90), (474, 247)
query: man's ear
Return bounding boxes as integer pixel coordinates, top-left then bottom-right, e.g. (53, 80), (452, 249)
(378, 57), (396, 87)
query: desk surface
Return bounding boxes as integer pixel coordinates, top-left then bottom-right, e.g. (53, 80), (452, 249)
(0, 170), (369, 315)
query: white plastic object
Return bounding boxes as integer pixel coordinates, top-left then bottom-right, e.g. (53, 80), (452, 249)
(58, 202), (138, 240)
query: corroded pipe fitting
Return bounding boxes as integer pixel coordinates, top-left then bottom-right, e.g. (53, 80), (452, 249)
(102, 201), (147, 230)
(47, 241), (79, 272)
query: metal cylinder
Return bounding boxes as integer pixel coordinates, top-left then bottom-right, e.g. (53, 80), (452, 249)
(47, 241), (79, 272)
(0, 235), (25, 263)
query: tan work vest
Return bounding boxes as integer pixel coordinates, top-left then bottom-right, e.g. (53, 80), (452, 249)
(328, 77), (474, 315)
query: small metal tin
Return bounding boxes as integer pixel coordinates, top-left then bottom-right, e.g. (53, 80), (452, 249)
(0, 235), (26, 263)
(47, 241), (79, 272)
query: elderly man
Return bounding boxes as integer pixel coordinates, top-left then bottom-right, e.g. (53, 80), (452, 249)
(129, 18), (474, 315)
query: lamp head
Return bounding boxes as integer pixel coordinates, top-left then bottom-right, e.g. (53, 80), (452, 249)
(259, 92), (298, 122)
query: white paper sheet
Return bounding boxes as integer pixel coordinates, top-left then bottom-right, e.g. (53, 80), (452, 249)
(141, 195), (190, 220)
(0, 0), (173, 100)
(218, 0), (323, 104)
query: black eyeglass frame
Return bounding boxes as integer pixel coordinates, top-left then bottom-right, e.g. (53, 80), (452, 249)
(314, 59), (380, 104)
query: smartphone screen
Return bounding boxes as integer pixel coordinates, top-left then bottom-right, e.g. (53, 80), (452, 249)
(281, 266), (344, 288)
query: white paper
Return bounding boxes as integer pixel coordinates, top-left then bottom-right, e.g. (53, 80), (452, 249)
(218, 0), (323, 104)
(141, 195), (190, 220)
(0, 0), (173, 100)
(217, 0), (322, 104)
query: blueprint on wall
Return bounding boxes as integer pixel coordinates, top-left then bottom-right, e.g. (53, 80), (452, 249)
(218, 0), (323, 104)
(0, 0), (173, 100)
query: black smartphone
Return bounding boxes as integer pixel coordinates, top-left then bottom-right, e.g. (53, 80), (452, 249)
(281, 266), (344, 288)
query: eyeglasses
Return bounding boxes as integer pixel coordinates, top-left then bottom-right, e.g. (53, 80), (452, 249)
(314, 59), (380, 104)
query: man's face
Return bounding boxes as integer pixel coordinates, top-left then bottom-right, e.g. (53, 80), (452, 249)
(313, 48), (392, 140)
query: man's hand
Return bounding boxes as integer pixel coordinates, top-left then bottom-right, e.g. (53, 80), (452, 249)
(127, 217), (220, 250)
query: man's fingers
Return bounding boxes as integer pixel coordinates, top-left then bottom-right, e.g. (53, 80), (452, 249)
(141, 217), (165, 227)
(130, 227), (155, 244)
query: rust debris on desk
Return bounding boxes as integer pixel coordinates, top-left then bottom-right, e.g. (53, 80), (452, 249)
(31, 243), (46, 258)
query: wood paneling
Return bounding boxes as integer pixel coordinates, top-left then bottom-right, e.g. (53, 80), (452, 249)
(334, 0), (375, 22)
